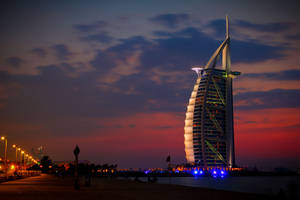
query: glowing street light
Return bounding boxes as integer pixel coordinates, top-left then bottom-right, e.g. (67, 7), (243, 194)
(17, 148), (21, 163)
(12, 144), (18, 163)
(1, 136), (8, 179)
(25, 154), (28, 167)
(28, 156), (33, 165)
(21, 150), (24, 164)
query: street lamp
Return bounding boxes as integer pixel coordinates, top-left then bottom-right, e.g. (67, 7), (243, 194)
(29, 156), (32, 165)
(17, 148), (21, 163)
(25, 154), (28, 168)
(12, 144), (18, 163)
(21, 150), (24, 169)
(1, 136), (8, 179)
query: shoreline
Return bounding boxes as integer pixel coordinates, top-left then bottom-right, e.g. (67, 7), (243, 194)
(0, 174), (274, 200)
(117, 175), (300, 195)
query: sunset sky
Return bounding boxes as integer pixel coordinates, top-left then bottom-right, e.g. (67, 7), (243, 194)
(0, 0), (299, 170)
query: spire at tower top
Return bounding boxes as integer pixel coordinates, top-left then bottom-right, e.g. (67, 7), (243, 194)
(226, 15), (229, 39)
(204, 16), (230, 69)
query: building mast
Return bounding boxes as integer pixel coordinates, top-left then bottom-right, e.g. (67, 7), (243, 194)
(223, 16), (235, 168)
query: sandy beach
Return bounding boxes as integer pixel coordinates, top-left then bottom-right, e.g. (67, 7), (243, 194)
(0, 174), (274, 200)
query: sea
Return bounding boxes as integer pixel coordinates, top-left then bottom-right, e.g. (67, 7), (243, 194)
(123, 176), (300, 196)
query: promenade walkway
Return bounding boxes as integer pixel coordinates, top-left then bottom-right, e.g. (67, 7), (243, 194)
(0, 174), (273, 200)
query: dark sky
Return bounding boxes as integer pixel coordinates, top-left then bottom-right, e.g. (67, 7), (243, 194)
(0, 0), (300, 170)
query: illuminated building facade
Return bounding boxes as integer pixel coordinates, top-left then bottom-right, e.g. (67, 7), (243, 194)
(184, 16), (240, 168)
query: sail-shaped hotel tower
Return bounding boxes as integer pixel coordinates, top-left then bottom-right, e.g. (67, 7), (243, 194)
(184, 16), (240, 168)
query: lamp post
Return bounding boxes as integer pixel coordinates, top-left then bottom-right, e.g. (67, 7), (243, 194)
(73, 145), (80, 190)
(21, 150), (24, 170)
(18, 148), (21, 163)
(25, 154), (28, 169)
(12, 144), (18, 163)
(29, 156), (32, 166)
(1, 136), (8, 179)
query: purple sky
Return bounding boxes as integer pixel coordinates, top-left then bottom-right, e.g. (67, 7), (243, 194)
(0, 0), (300, 170)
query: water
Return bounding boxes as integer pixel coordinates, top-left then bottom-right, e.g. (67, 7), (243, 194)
(130, 176), (300, 195)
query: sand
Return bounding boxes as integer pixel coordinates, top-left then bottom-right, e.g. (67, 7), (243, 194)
(0, 174), (274, 200)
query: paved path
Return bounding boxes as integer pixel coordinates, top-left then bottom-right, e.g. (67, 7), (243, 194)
(0, 174), (273, 200)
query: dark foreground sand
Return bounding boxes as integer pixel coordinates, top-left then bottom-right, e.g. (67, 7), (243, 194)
(0, 174), (274, 200)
